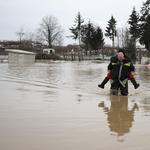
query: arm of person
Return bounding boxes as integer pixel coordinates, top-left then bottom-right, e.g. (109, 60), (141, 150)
(106, 71), (112, 79)
(129, 62), (135, 78)
(107, 61), (113, 72)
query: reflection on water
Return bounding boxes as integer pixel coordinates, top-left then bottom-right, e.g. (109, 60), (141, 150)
(0, 61), (150, 150)
(98, 96), (139, 143)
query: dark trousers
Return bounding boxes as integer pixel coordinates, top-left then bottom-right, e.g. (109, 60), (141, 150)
(110, 80), (128, 96)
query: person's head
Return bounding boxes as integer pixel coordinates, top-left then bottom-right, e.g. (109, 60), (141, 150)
(118, 49), (125, 55)
(118, 52), (124, 61)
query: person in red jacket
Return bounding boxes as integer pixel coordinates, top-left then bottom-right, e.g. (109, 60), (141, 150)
(98, 50), (139, 91)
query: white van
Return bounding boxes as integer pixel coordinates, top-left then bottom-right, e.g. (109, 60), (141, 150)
(43, 48), (55, 54)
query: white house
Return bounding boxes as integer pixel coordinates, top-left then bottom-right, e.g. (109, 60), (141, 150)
(5, 49), (37, 63)
(43, 48), (55, 54)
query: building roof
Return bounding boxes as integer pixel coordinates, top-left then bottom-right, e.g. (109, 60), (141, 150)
(5, 49), (37, 55)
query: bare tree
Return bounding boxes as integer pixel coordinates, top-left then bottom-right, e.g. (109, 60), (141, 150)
(24, 31), (35, 42)
(119, 26), (130, 49)
(23, 32), (35, 51)
(116, 27), (125, 48)
(16, 26), (25, 49)
(116, 26), (130, 48)
(38, 15), (64, 48)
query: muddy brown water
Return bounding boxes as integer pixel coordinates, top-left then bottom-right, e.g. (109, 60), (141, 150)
(0, 61), (150, 150)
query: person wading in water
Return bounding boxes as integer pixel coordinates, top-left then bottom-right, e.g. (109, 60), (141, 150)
(98, 49), (139, 96)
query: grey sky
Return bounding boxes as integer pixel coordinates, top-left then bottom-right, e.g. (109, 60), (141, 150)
(0, 0), (143, 46)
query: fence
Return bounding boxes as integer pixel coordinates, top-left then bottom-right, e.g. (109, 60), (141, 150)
(56, 52), (110, 61)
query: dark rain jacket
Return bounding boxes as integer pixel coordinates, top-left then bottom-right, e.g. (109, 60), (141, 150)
(107, 55), (135, 87)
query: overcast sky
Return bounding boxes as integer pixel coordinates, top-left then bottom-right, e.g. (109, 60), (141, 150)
(0, 0), (144, 46)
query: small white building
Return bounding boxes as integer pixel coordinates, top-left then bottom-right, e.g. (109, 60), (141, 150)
(5, 49), (37, 63)
(43, 48), (55, 54)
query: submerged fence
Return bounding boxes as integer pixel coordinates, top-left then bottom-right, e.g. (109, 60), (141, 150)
(56, 52), (110, 61)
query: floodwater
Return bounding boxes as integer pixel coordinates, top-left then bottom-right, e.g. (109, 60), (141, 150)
(0, 60), (150, 150)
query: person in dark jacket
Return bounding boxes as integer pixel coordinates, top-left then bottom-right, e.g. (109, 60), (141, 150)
(98, 49), (139, 96)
